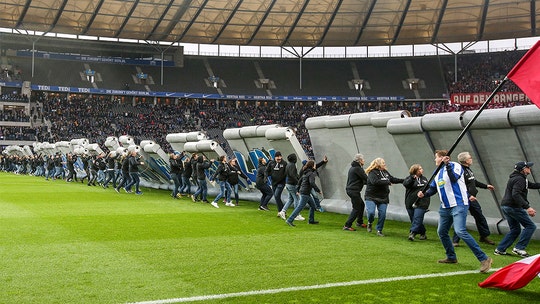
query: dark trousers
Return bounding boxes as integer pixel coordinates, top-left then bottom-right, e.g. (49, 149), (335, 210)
(257, 184), (273, 208)
(453, 200), (491, 243)
(345, 190), (365, 227)
(272, 183), (285, 211)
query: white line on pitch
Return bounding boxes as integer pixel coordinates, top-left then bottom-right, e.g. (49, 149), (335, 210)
(127, 269), (499, 304)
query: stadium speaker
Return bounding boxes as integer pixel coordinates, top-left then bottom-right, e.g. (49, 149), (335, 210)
(174, 46), (184, 67)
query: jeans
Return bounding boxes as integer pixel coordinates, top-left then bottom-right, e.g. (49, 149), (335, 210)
(497, 205), (537, 251)
(125, 172), (141, 192)
(287, 194), (316, 223)
(103, 169), (116, 187)
(365, 200), (387, 232)
(179, 176), (191, 194)
(117, 171), (131, 190)
(282, 184), (299, 213)
(272, 183), (285, 211)
(229, 183), (240, 204)
(311, 188), (322, 209)
(407, 207), (427, 235)
(453, 199), (491, 243)
(213, 180), (232, 203)
(171, 173), (182, 197)
(193, 179), (208, 201)
(438, 205), (488, 262)
(345, 190), (365, 228)
(257, 183), (273, 208)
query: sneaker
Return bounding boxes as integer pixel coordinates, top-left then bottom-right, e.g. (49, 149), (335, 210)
(211, 201), (219, 209)
(295, 215), (305, 221)
(135, 191), (143, 195)
(259, 206), (270, 211)
(278, 211), (286, 220)
(114, 187), (120, 193)
(202, 200), (210, 204)
(367, 223), (373, 233)
(408, 232), (415, 241)
(191, 195), (196, 202)
(176, 193), (182, 198)
(512, 248), (530, 258)
(480, 237), (495, 245)
(356, 223), (367, 228)
(376, 231), (385, 237)
(317, 207), (325, 212)
(225, 202), (235, 207)
(343, 226), (356, 231)
(494, 249), (508, 256)
(286, 221), (296, 227)
(453, 242), (460, 247)
(480, 257), (493, 273)
(308, 221), (319, 225)
(438, 258), (458, 264)
(418, 234), (427, 240)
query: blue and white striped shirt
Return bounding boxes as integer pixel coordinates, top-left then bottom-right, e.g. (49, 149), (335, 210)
(428, 162), (469, 208)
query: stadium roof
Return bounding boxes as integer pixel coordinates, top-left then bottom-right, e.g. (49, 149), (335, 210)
(0, 0), (538, 47)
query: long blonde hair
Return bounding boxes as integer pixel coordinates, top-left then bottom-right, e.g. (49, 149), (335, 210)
(365, 157), (386, 173)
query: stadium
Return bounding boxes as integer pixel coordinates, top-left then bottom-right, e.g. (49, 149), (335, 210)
(1, 1), (540, 303)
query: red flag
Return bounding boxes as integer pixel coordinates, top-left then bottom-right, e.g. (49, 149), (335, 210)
(479, 254), (540, 290)
(507, 41), (540, 109)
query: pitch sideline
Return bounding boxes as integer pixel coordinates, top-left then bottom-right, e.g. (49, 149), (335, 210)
(127, 268), (499, 304)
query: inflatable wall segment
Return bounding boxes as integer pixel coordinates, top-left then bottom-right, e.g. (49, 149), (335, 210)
(265, 127), (308, 169)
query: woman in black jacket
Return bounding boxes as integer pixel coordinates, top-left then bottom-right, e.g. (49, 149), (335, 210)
(285, 160), (321, 226)
(343, 153), (368, 231)
(227, 158), (248, 206)
(403, 164), (429, 241)
(364, 157), (404, 236)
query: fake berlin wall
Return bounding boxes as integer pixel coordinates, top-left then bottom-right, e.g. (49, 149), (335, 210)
(306, 105), (540, 239)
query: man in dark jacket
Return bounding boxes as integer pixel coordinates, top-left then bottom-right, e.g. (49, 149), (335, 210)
(453, 152), (496, 246)
(169, 152), (184, 199)
(343, 153), (368, 231)
(495, 161), (538, 257)
(256, 157), (273, 211)
(279, 153), (303, 220)
(191, 155), (213, 203)
(266, 151), (287, 216)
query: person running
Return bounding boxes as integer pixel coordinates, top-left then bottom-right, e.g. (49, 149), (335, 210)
(364, 157), (404, 236)
(210, 155), (233, 208)
(495, 161), (538, 258)
(343, 153), (368, 231)
(285, 160), (322, 227)
(255, 157), (273, 211)
(403, 164), (430, 241)
(418, 150), (492, 273)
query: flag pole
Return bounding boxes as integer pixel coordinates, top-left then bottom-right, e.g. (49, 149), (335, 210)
(417, 77), (509, 198)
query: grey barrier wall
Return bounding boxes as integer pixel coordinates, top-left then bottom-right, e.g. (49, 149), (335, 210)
(306, 105), (540, 239)
(305, 111), (412, 218)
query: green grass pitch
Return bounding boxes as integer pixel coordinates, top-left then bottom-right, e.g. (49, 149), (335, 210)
(0, 173), (538, 303)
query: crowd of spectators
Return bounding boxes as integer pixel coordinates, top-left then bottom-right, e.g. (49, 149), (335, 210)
(445, 50), (525, 94)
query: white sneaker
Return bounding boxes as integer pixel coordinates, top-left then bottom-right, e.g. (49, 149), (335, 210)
(295, 215), (305, 221)
(278, 211), (286, 220)
(512, 248), (530, 257)
(226, 202), (235, 207)
(211, 201), (220, 208)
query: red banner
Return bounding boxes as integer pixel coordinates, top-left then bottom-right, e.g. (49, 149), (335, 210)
(450, 92), (530, 105)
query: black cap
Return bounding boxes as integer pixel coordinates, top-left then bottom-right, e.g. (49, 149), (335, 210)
(515, 161), (534, 171)
(274, 151), (282, 157)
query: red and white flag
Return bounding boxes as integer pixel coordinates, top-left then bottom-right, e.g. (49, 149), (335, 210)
(479, 254), (540, 290)
(507, 40), (540, 109)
